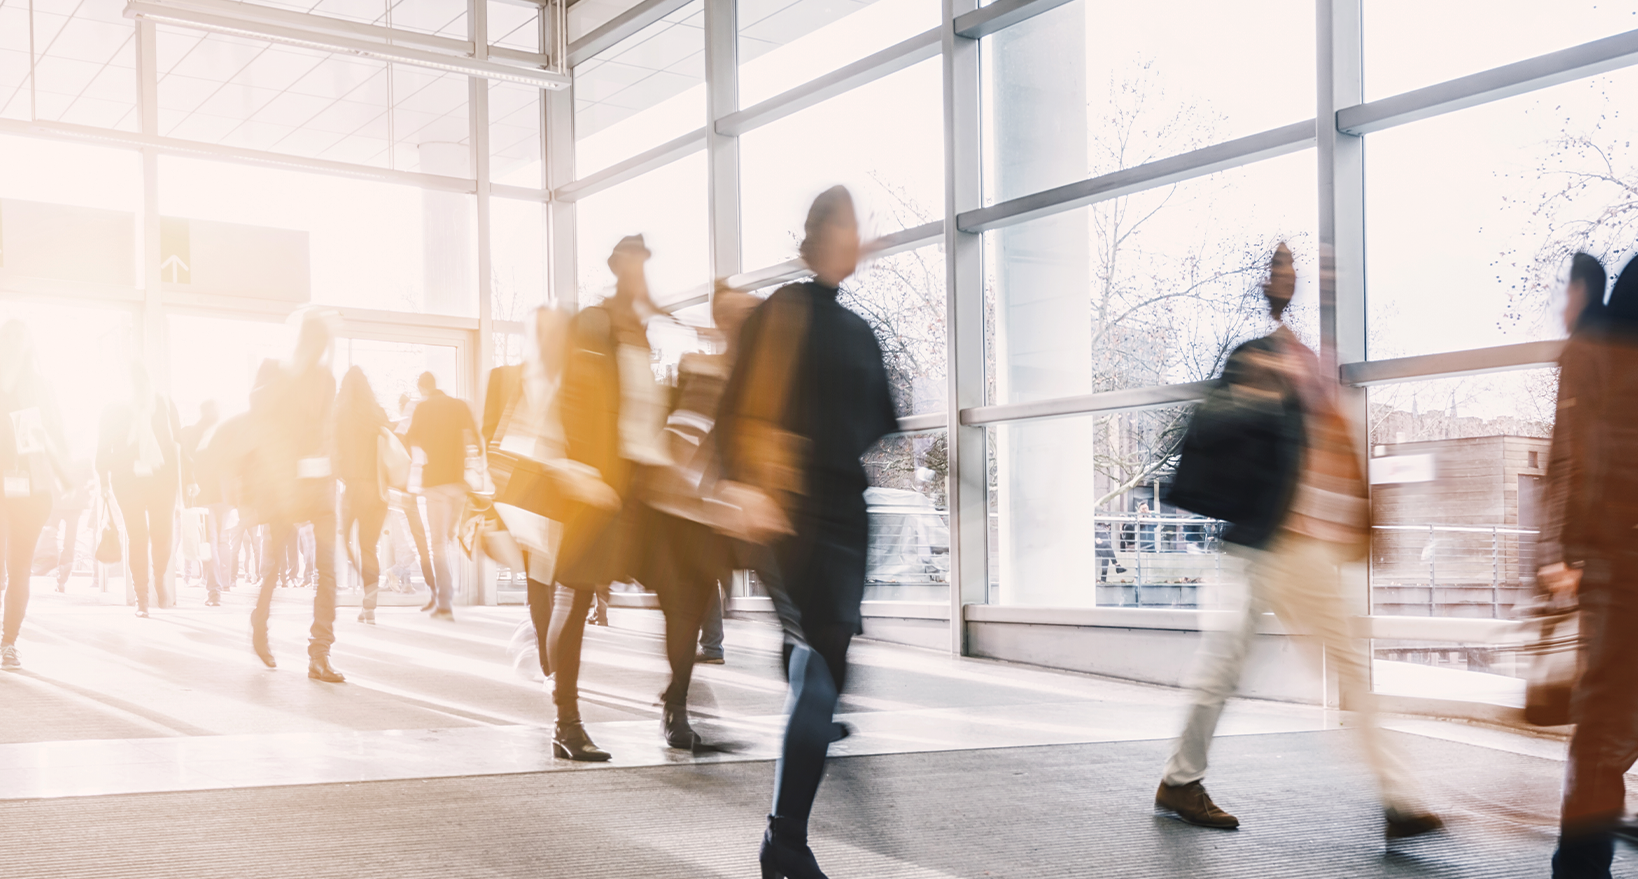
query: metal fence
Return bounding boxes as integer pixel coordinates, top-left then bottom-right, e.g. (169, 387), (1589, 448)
(1370, 524), (1539, 619)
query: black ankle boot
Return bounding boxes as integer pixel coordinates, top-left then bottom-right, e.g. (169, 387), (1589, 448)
(759, 816), (826, 879)
(552, 720), (611, 762)
(662, 704), (700, 750)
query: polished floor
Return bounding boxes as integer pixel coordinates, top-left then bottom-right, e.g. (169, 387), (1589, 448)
(0, 575), (1616, 876)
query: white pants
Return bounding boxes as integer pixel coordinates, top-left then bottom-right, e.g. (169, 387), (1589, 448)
(1162, 529), (1420, 812)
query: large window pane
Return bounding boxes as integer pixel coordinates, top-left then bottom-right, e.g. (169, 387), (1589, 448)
(981, 0), (1313, 205)
(573, 1), (705, 178)
(985, 150), (1317, 406)
(576, 152), (708, 307)
(488, 0), (540, 52)
(161, 156), (479, 316)
(490, 81), (543, 188)
(988, 406), (1230, 608)
(843, 243), (946, 417)
(1366, 369), (1558, 709)
(864, 429), (948, 602)
(1366, 67), (1638, 360)
(740, 57), (942, 270)
(1364, 1), (1638, 101)
(168, 314), (293, 421)
(492, 196), (549, 324)
(0, 301), (136, 463)
(737, 0), (938, 107)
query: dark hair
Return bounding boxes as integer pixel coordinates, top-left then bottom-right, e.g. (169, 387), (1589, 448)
(1569, 252), (1608, 331)
(417, 371), (437, 392)
(1262, 242), (1294, 320)
(798, 185), (856, 264)
(339, 366), (374, 410)
(1604, 252), (1638, 331)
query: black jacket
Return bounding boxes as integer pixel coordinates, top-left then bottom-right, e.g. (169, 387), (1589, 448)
(1165, 334), (1305, 549)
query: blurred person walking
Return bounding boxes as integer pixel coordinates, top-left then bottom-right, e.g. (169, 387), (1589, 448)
(405, 372), (479, 621)
(180, 401), (219, 596)
(1157, 244), (1442, 839)
(335, 367), (391, 624)
(646, 283), (760, 749)
(0, 320), (67, 670)
(97, 362), (184, 618)
(1536, 253), (1638, 879)
(543, 234), (671, 762)
(40, 460), (91, 592)
(244, 310), (345, 682)
(717, 186), (899, 879)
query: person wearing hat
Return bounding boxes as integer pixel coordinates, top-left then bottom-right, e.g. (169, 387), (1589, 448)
(544, 233), (668, 761)
(1155, 244), (1443, 839)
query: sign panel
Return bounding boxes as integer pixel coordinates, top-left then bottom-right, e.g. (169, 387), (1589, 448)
(0, 199), (135, 287)
(160, 216), (310, 303)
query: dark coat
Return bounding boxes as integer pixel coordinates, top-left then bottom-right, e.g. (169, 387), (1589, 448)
(1165, 334), (1306, 549)
(96, 394), (185, 488)
(1538, 329), (1638, 571)
(720, 282), (898, 633)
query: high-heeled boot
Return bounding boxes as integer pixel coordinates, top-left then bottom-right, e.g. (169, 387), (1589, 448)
(759, 815), (827, 879)
(662, 703), (701, 750)
(552, 718), (611, 762)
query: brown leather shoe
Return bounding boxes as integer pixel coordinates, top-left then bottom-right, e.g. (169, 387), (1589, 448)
(1385, 809), (1444, 840)
(1155, 780), (1240, 829)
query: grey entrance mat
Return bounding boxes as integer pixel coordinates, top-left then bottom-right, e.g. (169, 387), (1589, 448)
(0, 730), (1606, 878)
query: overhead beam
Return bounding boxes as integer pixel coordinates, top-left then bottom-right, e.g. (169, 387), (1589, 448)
(566, 0), (694, 66)
(958, 120), (1315, 233)
(952, 0), (1075, 40)
(1338, 28), (1638, 136)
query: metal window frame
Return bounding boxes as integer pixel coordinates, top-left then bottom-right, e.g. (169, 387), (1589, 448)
(566, 0), (695, 67)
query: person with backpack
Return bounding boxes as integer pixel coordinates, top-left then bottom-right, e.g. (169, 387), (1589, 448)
(1157, 243), (1442, 840)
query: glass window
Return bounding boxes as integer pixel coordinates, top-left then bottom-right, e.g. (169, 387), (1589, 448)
(573, 0), (705, 178)
(168, 314), (294, 421)
(569, 0), (646, 42)
(980, 0), (1313, 205)
(864, 428), (948, 603)
(988, 405), (1228, 608)
(737, 0), (939, 107)
(1365, 369), (1558, 708)
(1367, 370), (1555, 617)
(739, 57), (942, 270)
(0, 300), (137, 463)
(490, 81), (543, 187)
(842, 243), (946, 417)
(576, 151), (708, 307)
(6, 0), (138, 130)
(1364, 1), (1638, 101)
(985, 150), (1317, 406)
(0, 133), (143, 288)
(489, 1), (540, 52)
(491, 196), (549, 323)
(1365, 67), (1638, 360)
(154, 28), (471, 174)
(335, 337), (465, 405)
(160, 155), (479, 316)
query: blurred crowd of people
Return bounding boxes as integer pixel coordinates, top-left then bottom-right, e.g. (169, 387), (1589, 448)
(7, 182), (1638, 878)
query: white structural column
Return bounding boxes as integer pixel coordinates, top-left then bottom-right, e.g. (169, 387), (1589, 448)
(943, 0), (986, 651)
(703, 0), (740, 282)
(135, 19), (165, 390)
(988, 0), (1094, 608)
(1317, 0), (1369, 673)
(469, 0), (497, 606)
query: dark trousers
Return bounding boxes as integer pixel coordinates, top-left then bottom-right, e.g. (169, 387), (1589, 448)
(114, 477), (177, 610)
(1, 491), (51, 645)
(546, 584), (595, 722)
(656, 515), (730, 708)
(253, 508), (338, 660)
(772, 623), (853, 829)
(341, 485), (386, 610)
(1555, 559), (1638, 878)
(397, 494), (436, 592)
(526, 574), (554, 679)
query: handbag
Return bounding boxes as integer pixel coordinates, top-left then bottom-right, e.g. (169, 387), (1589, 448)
(1523, 600), (1581, 726)
(95, 493), (122, 565)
